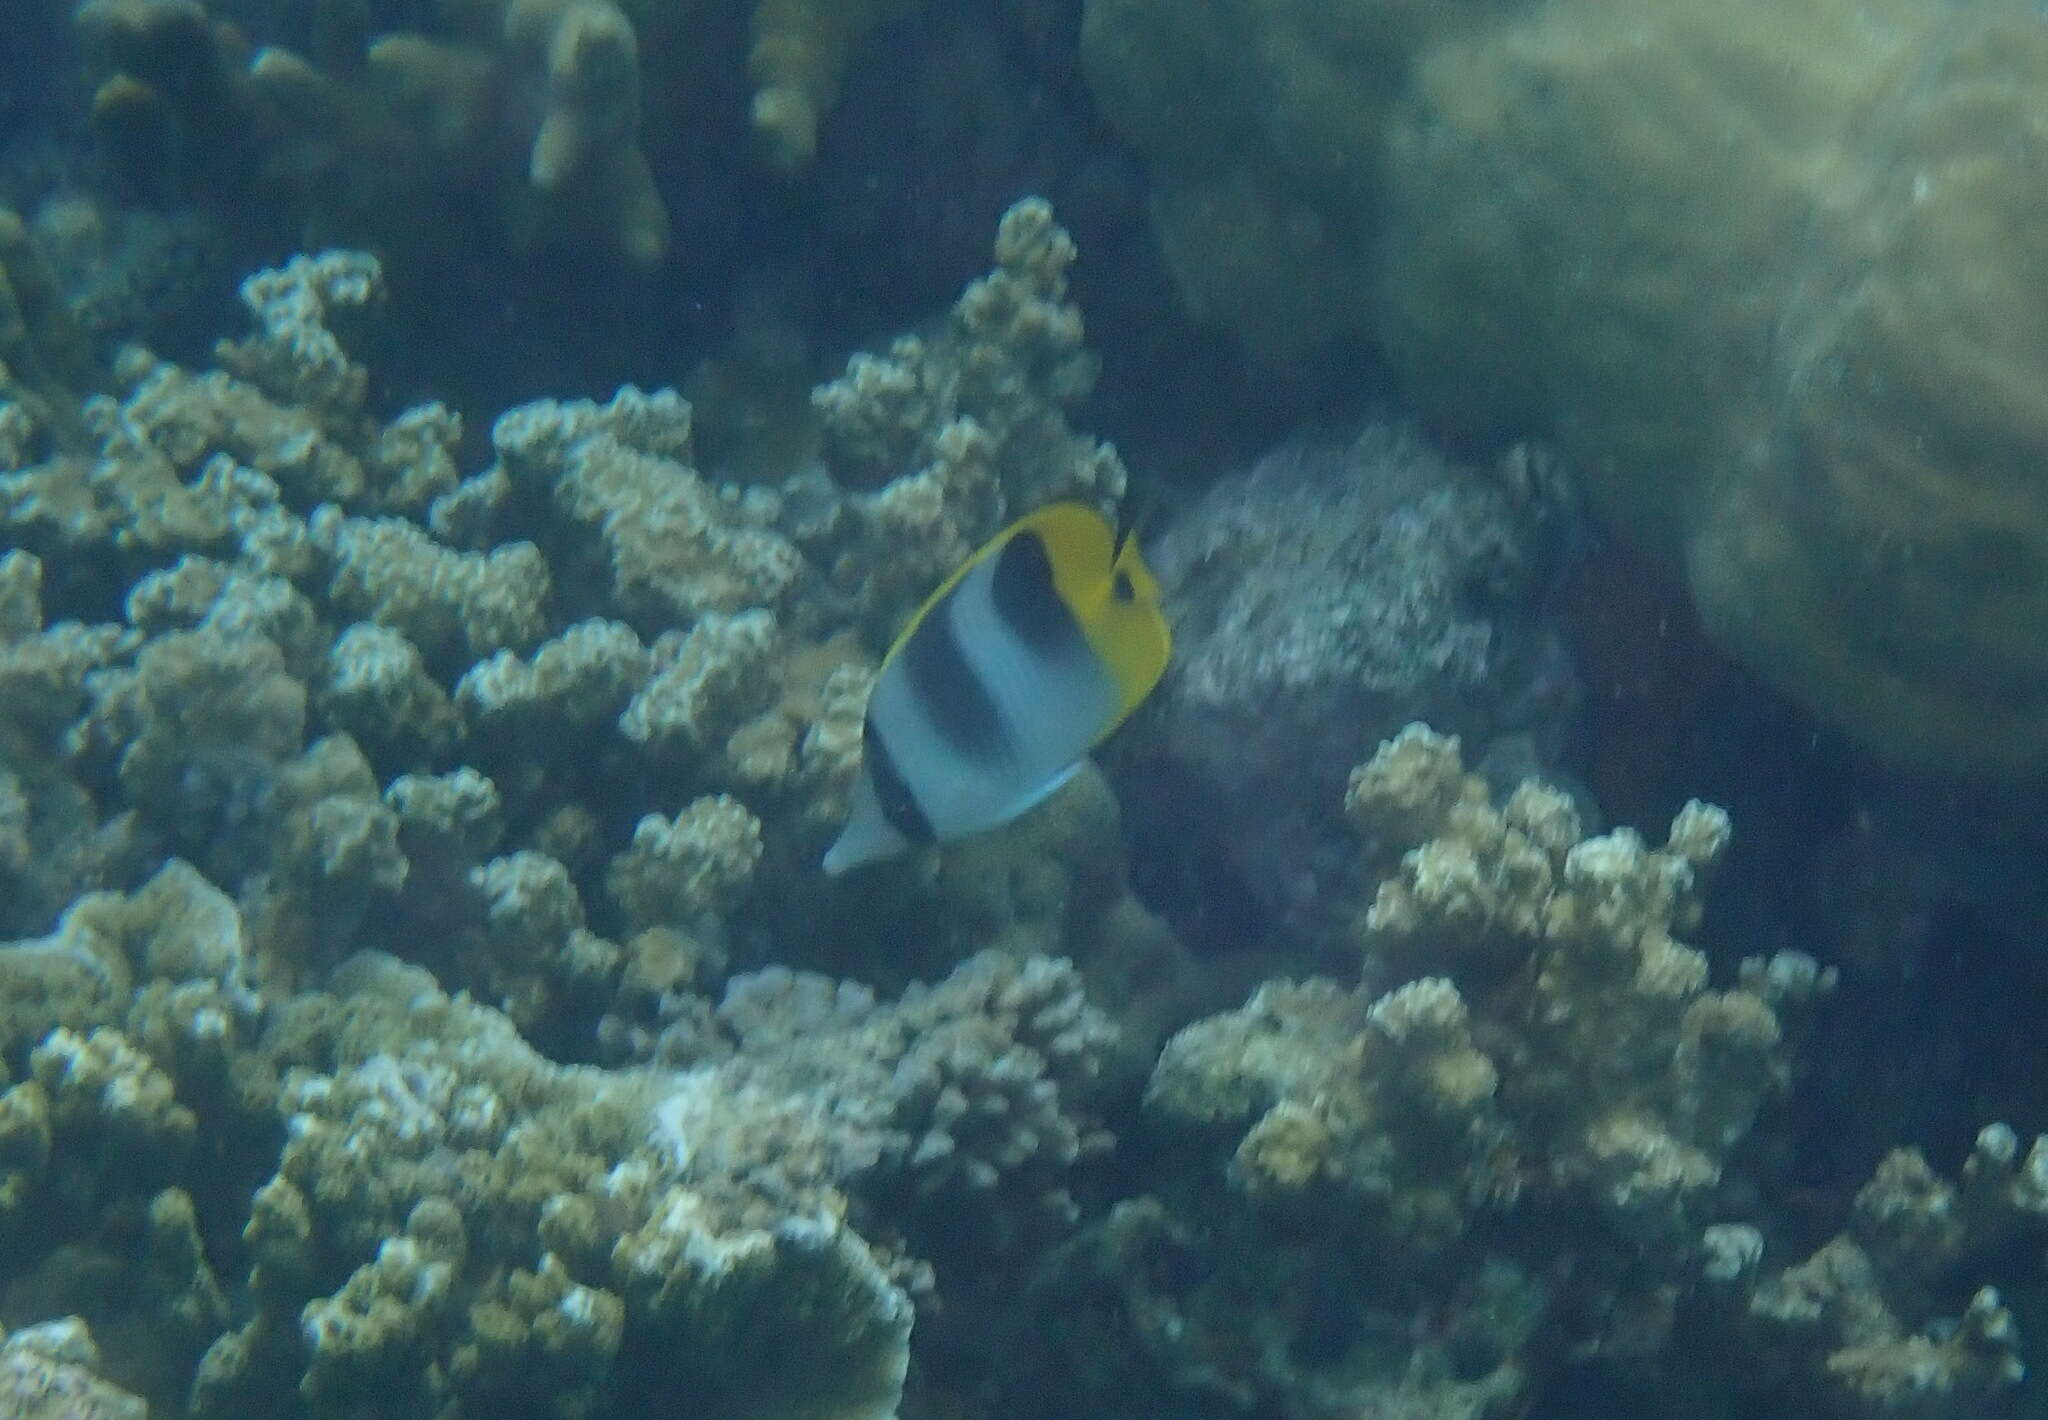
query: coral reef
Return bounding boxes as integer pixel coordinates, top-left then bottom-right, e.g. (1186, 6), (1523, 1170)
(811, 196), (1130, 638)
(0, 197), (1126, 975)
(1, 250), (466, 592)
(492, 385), (802, 629)
(653, 949), (1119, 1240)
(606, 795), (763, 933)
(0, 550), (142, 938)
(6, 153), (2026, 1420)
(0, 859), (1128, 1416)
(0, 864), (1134, 1417)
(0, 198), (1181, 1415)
(1345, 728), (1816, 1223)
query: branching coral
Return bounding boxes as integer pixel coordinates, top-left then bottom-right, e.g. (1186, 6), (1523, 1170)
(0, 198), (1214, 1418)
(1101, 725), (1828, 1417)
(1350, 727), (1822, 1239)
(747, 0), (912, 171)
(492, 386), (804, 628)
(72, 0), (924, 275)
(74, 0), (672, 267)
(607, 942), (1124, 1320)
(1716, 1124), (2048, 1416)
(185, 952), (916, 1420)
(812, 197), (1129, 637)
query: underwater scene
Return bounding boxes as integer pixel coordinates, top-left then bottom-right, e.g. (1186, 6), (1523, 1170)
(5, 0), (2048, 1416)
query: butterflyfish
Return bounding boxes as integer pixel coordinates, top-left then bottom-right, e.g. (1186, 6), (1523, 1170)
(823, 501), (1171, 875)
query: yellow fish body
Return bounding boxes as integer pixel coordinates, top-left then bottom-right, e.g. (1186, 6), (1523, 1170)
(824, 502), (1171, 874)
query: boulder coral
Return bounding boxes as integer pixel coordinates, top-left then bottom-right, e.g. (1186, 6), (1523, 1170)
(1086, 0), (2048, 773)
(1375, 0), (2048, 774)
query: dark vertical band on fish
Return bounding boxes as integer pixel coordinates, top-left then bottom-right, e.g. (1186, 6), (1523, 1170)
(899, 600), (1008, 758)
(992, 528), (1087, 657)
(864, 720), (935, 842)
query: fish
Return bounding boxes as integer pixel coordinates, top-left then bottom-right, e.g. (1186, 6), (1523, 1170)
(823, 501), (1172, 875)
